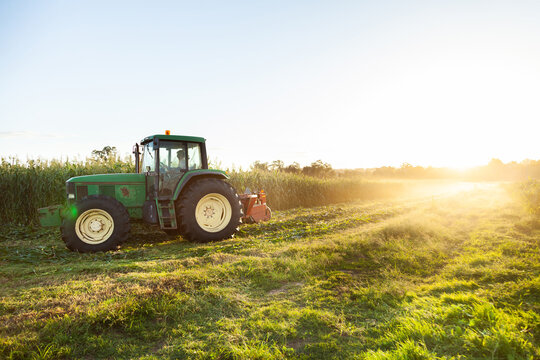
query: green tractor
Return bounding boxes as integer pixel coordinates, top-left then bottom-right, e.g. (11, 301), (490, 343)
(38, 133), (246, 252)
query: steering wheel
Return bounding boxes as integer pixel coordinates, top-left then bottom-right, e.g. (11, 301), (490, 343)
(159, 162), (170, 172)
(159, 163), (174, 186)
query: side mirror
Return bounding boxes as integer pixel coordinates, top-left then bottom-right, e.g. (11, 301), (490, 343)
(132, 143), (140, 173)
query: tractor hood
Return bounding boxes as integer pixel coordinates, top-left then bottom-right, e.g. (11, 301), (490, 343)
(67, 173), (146, 184)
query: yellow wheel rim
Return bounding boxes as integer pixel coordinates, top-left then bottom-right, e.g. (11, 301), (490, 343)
(75, 209), (115, 244)
(195, 193), (232, 233)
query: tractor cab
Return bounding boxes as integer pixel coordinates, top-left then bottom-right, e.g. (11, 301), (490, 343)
(133, 134), (208, 199)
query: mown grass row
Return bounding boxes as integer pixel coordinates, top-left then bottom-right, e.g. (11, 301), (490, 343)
(0, 159), (405, 225)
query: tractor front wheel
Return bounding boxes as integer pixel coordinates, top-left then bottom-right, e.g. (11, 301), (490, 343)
(61, 195), (130, 252)
(178, 178), (242, 242)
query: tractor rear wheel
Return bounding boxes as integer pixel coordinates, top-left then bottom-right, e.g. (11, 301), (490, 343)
(178, 178), (242, 243)
(61, 195), (130, 252)
(265, 206), (272, 221)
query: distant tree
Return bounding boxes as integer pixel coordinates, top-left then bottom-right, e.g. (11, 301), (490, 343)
(303, 160), (333, 177)
(269, 160), (285, 172)
(91, 146), (117, 162)
(488, 158), (504, 167)
(373, 166), (397, 177)
(284, 162), (301, 174)
(251, 161), (269, 171)
(337, 168), (366, 177)
(398, 162), (426, 178)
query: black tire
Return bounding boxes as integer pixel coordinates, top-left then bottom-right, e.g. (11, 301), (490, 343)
(178, 178), (242, 243)
(266, 206), (272, 220)
(61, 195), (130, 252)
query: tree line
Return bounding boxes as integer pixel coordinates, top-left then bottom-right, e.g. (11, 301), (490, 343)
(88, 145), (540, 182)
(251, 160), (335, 177)
(251, 158), (540, 181)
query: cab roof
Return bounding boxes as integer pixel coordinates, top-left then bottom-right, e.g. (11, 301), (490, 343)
(141, 134), (206, 144)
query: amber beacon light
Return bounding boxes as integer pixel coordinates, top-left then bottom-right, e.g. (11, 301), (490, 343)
(165, 130), (171, 135)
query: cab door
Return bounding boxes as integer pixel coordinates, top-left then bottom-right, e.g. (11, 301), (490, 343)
(141, 141), (159, 200)
(157, 141), (188, 197)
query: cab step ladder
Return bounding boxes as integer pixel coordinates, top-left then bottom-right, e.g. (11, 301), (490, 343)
(156, 199), (177, 229)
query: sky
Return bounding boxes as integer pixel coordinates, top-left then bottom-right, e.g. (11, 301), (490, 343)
(1, 0), (539, 169)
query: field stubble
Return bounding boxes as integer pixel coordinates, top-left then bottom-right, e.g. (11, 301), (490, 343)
(0, 183), (538, 359)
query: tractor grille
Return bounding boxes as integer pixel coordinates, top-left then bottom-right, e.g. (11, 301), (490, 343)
(76, 185), (88, 200)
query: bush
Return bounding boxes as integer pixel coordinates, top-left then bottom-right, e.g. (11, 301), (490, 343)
(519, 179), (540, 216)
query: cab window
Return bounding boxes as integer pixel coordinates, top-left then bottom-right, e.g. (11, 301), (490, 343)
(158, 141), (187, 171)
(188, 143), (202, 170)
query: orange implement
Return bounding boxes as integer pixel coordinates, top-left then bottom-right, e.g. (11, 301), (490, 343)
(239, 190), (272, 223)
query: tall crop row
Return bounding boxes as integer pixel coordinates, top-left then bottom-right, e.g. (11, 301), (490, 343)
(0, 158), (134, 225)
(518, 179), (540, 216)
(228, 170), (405, 210)
(0, 159), (405, 225)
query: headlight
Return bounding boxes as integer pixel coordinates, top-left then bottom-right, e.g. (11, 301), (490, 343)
(66, 182), (76, 199)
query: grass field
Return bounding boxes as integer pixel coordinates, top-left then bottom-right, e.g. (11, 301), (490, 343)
(0, 182), (538, 359)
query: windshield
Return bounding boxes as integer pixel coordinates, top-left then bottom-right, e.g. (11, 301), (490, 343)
(141, 142), (155, 172)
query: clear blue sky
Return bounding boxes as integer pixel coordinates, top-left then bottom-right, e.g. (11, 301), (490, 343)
(1, 0), (539, 169)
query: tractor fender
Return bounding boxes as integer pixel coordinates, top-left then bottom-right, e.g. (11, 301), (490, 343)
(172, 170), (229, 201)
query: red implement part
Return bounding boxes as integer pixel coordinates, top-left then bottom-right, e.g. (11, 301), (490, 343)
(239, 190), (271, 223)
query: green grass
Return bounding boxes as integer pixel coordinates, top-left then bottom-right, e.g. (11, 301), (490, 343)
(0, 184), (538, 359)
